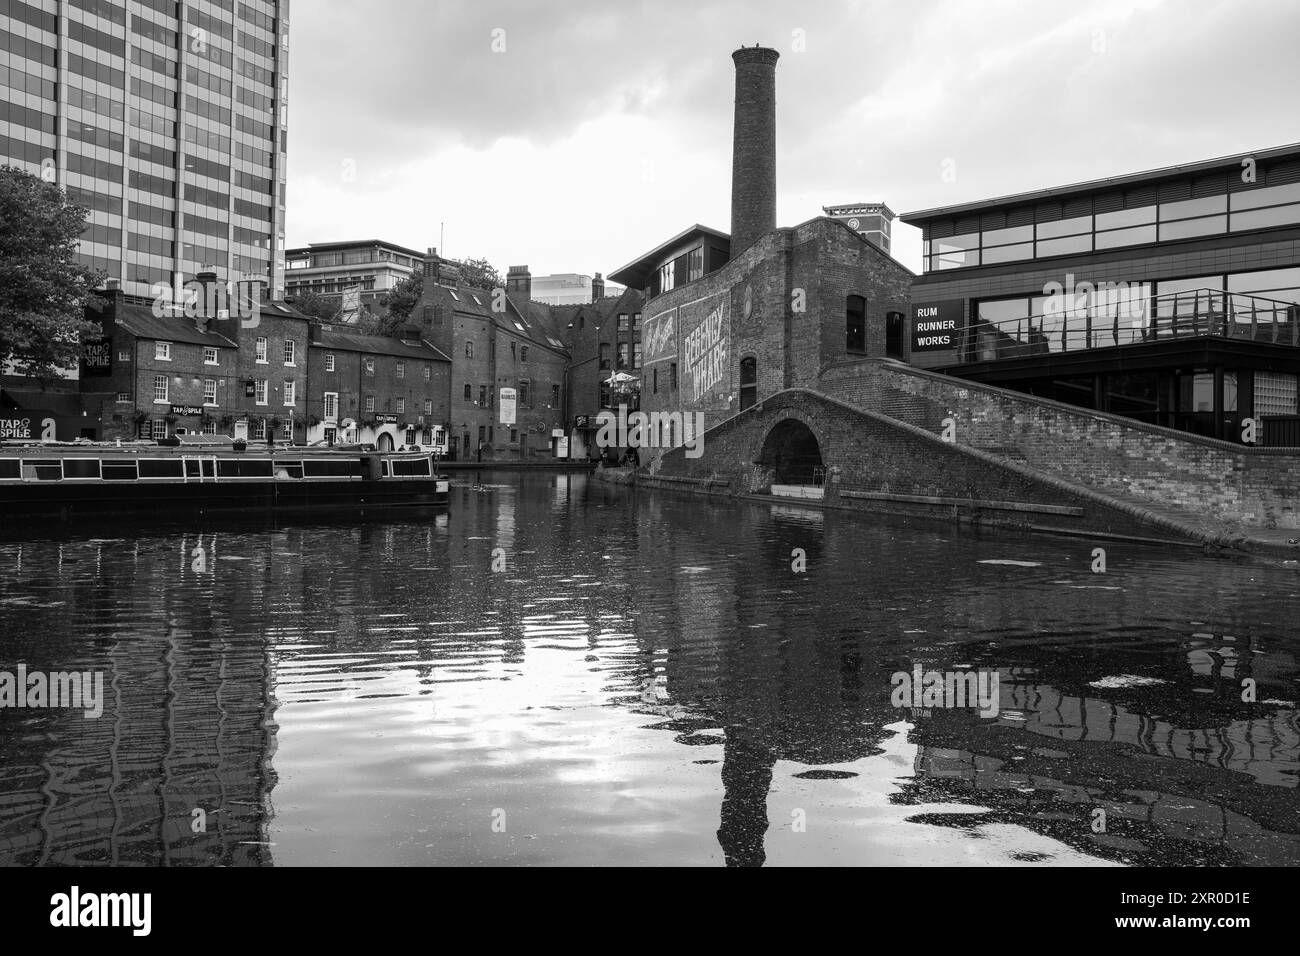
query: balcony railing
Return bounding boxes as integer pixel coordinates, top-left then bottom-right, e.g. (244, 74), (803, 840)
(962, 289), (1300, 363)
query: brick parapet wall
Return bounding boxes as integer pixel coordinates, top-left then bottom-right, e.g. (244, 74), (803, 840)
(819, 359), (1300, 530)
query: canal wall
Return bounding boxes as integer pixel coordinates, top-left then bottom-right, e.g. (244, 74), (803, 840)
(818, 359), (1300, 533)
(642, 388), (1212, 546)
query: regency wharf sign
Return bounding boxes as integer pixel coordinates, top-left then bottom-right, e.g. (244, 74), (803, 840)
(682, 301), (728, 403)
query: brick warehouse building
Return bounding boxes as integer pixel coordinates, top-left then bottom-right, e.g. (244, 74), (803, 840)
(412, 254), (571, 461)
(560, 280), (645, 460)
(611, 46), (913, 473)
(900, 143), (1300, 444)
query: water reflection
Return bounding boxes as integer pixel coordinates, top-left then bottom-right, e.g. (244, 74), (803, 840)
(0, 471), (1297, 866)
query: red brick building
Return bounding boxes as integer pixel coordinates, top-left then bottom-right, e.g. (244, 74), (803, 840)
(305, 327), (450, 450)
(413, 255), (571, 461)
(80, 287), (241, 441)
(609, 46), (913, 471)
(73, 281), (450, 449)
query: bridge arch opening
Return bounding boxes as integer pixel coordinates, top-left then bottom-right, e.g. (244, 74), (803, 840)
(757, 418), (824, 485)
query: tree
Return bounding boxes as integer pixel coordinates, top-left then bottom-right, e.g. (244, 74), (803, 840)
(459, 257), (502, 292)
(287, 289), (340, 323)
(382, 269), (423, 322)
(0, 165), (103, 382)
(355, 308), (404, 338)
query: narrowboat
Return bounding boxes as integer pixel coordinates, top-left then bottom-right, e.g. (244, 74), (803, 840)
(0, 437), (450, 519)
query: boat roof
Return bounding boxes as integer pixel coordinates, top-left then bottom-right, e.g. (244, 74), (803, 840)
(0, 440), (434, 457)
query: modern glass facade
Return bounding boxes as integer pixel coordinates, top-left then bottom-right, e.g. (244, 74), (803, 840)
(284, 240), (423, 307)
(0, 0), (289, 299)
(921, 184), (1300, 273)
(901, 145), (1300, 444)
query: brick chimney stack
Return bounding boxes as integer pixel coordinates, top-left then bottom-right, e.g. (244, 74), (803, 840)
(730, 45), (779, 258)
(195, 266), (219, 331)
(591, 272), (605, 303)
(506, 265), (532, 314)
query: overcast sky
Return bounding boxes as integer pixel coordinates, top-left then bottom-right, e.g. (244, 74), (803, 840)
(285, 0), (1300, 279)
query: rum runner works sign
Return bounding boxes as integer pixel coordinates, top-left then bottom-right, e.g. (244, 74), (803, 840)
(911, 299), (963, 352)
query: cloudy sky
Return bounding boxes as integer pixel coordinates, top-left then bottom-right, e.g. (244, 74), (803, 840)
(285, 0), (1300, 279)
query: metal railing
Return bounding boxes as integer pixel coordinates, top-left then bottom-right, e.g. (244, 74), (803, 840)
(962, 289), (1300, 363)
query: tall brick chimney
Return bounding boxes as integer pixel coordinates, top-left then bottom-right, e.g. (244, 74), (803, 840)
(591, 272), (605, 303)
(506, 265), (531, 314)
(730, 45), (779, 257)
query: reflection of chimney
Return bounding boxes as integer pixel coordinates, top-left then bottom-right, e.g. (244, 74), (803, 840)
(506, 265), (531, 314)
(730, 45), (779, 257)
(591, 272), (605, 303)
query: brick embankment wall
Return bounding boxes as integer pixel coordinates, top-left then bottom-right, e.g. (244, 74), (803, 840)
(820, 359), (1300, 532)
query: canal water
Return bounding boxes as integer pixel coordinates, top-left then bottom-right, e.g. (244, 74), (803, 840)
(0, 470), (1297, 866)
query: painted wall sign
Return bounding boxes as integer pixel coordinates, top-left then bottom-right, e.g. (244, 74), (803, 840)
(374, 414), (398, 424)
(642, 308), (677, 365)
(82, 338), (112, 376)
(170, 405), (204, 416)
(911, 299), (964, 352)
(680, 297), (729, 404)
(499, 387), (517, 426)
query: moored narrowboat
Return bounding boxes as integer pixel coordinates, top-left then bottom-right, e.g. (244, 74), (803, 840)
(0, 437), (450, 519)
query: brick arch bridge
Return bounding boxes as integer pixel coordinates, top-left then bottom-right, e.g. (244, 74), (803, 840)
(641, 388), (1236, 546)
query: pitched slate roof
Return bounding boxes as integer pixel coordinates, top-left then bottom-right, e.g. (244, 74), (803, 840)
(312, 328), (451, 362)
(111, 301), (239, 348)
(420, 282), (571, 356)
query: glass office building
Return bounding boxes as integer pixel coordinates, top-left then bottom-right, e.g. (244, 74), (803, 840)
(900, 144), (1300, 444)
(1, 0), (289, 299)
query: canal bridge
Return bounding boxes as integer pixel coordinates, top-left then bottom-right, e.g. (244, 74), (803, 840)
(641, 358), (1300, 552)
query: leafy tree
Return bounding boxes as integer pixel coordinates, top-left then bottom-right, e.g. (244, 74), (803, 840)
(355, 308), (404, 338)
(382, 269), (423, 322)
(459, 257), (502, 292)
(0, 165), (103, 381)
(287, 289), (340, 322)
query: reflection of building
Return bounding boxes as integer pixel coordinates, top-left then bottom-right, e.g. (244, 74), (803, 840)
(902, 668), (1300, 865)
(0, 0), (290, 301)
(285, 240), (425, 319)
(822, 202), (895, 254)
(900, 144), (1300, 443)
(0, 536), (279, 865)
(611, 47), (913, 460)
